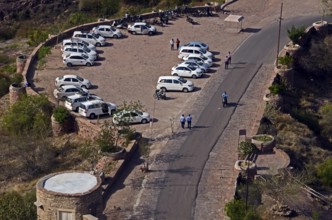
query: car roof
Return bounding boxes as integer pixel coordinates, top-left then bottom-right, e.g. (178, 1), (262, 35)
(62, 74), (78, 78)
(81, 99), (104, 106)
(188, 41), (205, 45)
(158, 76), (181, 80)
(61, 85), (79, 89)
(180, 46), (201, 50)
(133, 22), (147, 25)
(65, 52), (86, 57)
(67, 94), (83, 99)
(98, 25), (112, 28)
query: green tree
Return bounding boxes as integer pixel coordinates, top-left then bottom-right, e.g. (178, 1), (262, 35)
(317, 157), (332, 186)
(27, 29), (49, 46)
(52, 106), (70, 124)
(0, 191), (36, 220)
(287, 25), (305, 44)
(318, 103), (332, 138)
(1, 95), (52, 137)
(225, 199), (246, 220)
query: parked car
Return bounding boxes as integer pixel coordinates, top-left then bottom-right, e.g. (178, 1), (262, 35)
(53, 85), (88, 100)
(180, 41), (209, 52)
(183, 54), (213, 67)
(156, 76), (194, 93)
(78, 100), (116, 119)
(178, 46), (213, 59)
(62, 46), (97, 61)
(65, 94), (102, 112)
(127, 22), (157, 35)
(92, 25), (123, 38)
(171, 63), (203, 78)
(112, 110), (150, 125)
(62, 38), (96, 51)
(55, 75), (92, 89)
(176, 60), (209, 73)
(72, 31), (106, 46)
(63, 52), (95, 67)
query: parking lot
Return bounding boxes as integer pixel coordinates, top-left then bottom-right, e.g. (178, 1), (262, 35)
(36, 14), (246, 137)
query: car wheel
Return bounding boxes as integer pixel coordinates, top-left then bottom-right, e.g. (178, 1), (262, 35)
(86, 62), (91, 66)
(192, 75), (197, 79)
(141, 119), (148, 124)
(90, 113), (96, 119)
(110, 109), (115, 116)
(96, 43), (101, 47)
(75, 107), (79, 112)
(132, 31), (136, 35)
(183, 88), (189, 93)
(148, 31), (153, 36)
(160, 87), (167, 92)
(173, 73), (178, 76)
(113, 35), (119, 39)
(67, 63), (72, 67)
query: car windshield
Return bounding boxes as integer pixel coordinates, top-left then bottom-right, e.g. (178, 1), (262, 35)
(66, 97), (74, 103)
(58, 76), (64, 80)
(77, 76), (84, 82)
(135, 111), (143, 115)
(82, 54), (89, 59)
(91, 33), (101, 38)
(111, 27), (117, 31)
(188, 64), (197, 69)
(199, 48), (205, 53)
(83, 47), (91, 53)
(178, 77), (187, 84)
(146, 24), (152, 28)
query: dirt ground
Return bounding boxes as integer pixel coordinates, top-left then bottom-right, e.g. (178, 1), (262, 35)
(34, 0), (321, 219)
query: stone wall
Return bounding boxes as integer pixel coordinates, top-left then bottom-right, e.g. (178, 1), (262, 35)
(75, 117), (101, 140)
(36, 172), (103, 220)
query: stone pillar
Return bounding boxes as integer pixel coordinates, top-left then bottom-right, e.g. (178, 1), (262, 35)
(9, 83), (26, 105)
(16, 54), (27, 74)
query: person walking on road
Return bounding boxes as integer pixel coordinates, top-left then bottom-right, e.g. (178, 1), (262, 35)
(180, 114), (185, 128)
(224, 55), (229, 69)
(186, 114), (192, 129)
(227, 51), (232, 64)
(176, 38), (180, 50)
(170, 38), (174, 50)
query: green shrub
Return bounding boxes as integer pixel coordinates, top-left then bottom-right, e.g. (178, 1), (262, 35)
(0, 64), (17, 74)
(0, 54), (14, 65)
(318, 103), (332, 138)
(278, 54), (293, 67)
(28, 29), (49, 46)
(268, 83), (285, 95)
(287, 25), (305, 44)
(0, 190), (36, 220)
(0, 73), (11, 97)
(96, 121), (117, 153)
(238, 141), (256, 157)
(52, 106), (70, 124)
(68, 12), (95, 26)
(317, 157), (332, 187)
(1, 95), (52, 137)
(290, 108), (320, 134)
(0, 26), (17, 41)
(225, 199), (246, 219)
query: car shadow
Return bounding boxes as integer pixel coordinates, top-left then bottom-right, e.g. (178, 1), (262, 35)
(150, 118), (158, 123)
(93, 62), (102, 66)
(119, 34), (129, 39)
(213, 58), (221, 62)
(104, 42), (113, 47)
(211, 51), (220, 55)
(192, 87), (201, 92)
(96, 50), (104, 54)
(89, 85), (99, 90)
(211, 63), (220, 68)
(152, 31), (163, 36)
(208, 69), (218, 74)
(97, 57), (106, 61)
(200, 74), (210, 79)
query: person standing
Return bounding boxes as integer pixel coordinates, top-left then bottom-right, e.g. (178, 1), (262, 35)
(224, 55), (229, 69)
(227, 51), (232, 64)
(180, 114), (185, 128)
(170, 39), (174, 50)
(186, 114), (192, 129)
(176, 38), (180, 50)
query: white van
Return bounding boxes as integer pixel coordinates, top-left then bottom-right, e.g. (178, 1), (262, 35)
(156, 76), (194, 93)
(78, 100), (116, 119)
(72, 31), (106, 47)
(178, 46), (213, 59)
(65, 94), (102, 112)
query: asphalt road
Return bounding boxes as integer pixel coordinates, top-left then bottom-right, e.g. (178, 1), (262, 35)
(154, 15), (322, 219)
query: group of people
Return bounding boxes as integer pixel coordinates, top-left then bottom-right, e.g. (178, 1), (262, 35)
(170, 38), (181, 50)
(224, 51), (232, 69)
(180, 114), (192, 129)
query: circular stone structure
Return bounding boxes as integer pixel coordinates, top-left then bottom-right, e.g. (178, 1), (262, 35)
(36, 171), (102, 220)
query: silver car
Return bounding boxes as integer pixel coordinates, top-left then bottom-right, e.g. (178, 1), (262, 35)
(55, 75), (92, 89)
(92, 25), (123, 38)
(63, 52), (94, 67)
(62, 46), (97, 61)
(53, 85), (89, 100)
(127, 22), (157, 35)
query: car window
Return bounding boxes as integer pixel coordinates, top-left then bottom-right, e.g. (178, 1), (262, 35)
(64, 78), (71, 82)
(173, 80), (180, 84)
(165, 79), (172, 83)
(131, 112), (138, 117)
(105, 28), (110, 31)
(79, 104), (87, 109)
(179, 77), (187, 83)
(72, 78), (78, 82)
(77, 76), (84, 81)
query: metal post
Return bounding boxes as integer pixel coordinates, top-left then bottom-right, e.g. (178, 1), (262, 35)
(245, 162), (250, 213)
(276, 3), (283, 67)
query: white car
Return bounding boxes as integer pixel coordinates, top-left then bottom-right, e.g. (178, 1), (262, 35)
(92, 25), (123, 38)
(176, 60), (209, 73)
(62, 46), (97, 61)
(178, 46), (213, 59)
(78, 100), (117, 119)
(63, 52), (94, 67)
(113, 110), (150, 125)
(62, 38), (96, 51)
(53, 85), (89, 100)
(156, 76), (194, 93)
(127, 22), (157, 35)
(55, 75), (92, 89)
(181, 41), (209, 52)
(183, 54), (213, 67)
(72, 31), (106, 46)
(65, 94), (102, 112)
(171, 64), (203, 78)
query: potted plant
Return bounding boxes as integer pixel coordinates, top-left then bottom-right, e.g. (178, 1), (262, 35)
(51, 106), (71, 136)
(313, 0), (329, 30)
(235, 141), (257, 177)
(251, 134), (276, 152)
(284, 25), (305, 53)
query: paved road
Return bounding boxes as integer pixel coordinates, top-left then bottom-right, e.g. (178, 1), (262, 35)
(155, 15), (322, 219)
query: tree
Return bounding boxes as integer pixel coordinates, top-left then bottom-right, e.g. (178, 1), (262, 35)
(225, 199), (247, 220)
(318, 103), (332, 139)
(317, 157), (332, 186)
(287, 25), (305, 45)
(1, 94), (52, 137)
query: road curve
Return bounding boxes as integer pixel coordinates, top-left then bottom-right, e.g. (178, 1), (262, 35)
(154, 15), (322, 220)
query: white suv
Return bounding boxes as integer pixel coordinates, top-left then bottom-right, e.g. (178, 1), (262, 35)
(65, 94), (102, 112)
(63, 52), (94, 67)
(127, 22), (157, 35)
(92, 25), (123, 38)
(62, 39), (96, 51)
(72, 31), (106, 46)
(156, 76), (194, 93)
(78, 100), (117, 119)
(178, 46), (213, 59)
